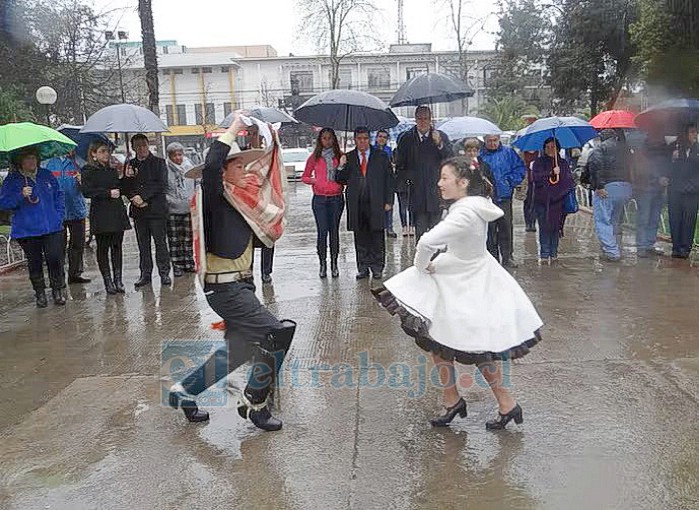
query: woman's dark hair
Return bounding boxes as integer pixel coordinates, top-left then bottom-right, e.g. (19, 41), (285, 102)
(313, 127), (343, 161)
(88, 140), (111, 163)
(542, 137), (561, 152)
(441, 156), (494, 198)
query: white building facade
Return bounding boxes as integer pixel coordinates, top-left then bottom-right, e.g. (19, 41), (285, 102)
(116, 42), (500, 146)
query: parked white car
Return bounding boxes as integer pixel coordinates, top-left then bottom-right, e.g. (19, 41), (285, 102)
(281, 148), (311, 180)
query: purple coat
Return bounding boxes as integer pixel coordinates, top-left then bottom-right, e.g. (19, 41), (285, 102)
(531, 155), (575, 232)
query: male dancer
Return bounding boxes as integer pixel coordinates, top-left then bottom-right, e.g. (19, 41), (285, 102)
(168, 112), (295, 431)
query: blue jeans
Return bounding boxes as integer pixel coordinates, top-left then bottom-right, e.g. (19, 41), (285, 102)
(534, 204), (560, 258)
(635, 188), (665, 250)
(311, 194), (344, 261)
(593, 181), (632, 258)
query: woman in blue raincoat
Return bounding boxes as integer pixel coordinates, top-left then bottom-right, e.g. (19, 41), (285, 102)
(0, 146), (67, 307)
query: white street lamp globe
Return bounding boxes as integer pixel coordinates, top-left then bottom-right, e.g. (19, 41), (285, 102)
(36, 86), (58, 105)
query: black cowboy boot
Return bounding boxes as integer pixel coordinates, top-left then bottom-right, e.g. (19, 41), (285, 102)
(319, 257), (327, 279)
(168, 384), (210, 423)
(30, 276), (48, 308)
(238, 320), (296, 431)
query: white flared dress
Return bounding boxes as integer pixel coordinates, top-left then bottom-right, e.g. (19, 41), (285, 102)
(373, 196), (543, 364)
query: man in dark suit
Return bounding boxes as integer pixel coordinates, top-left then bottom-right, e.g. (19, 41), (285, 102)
(336, 126), (394, 280)
(394, 106), (453, 241)
(123, 134), (172, 287)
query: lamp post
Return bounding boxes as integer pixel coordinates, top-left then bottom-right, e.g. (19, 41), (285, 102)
(105, 30), (128, 103)
(36, 86), (57, 126)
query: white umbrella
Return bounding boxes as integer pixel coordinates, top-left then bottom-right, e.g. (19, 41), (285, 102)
(81, 104), (169, 133)
(437, 116), (502, 140)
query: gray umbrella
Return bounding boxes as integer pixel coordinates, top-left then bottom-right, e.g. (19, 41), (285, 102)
(80, 104), (169, 133)
(390, 73), (474, 108)
(294, 90), (399, 132)
(220, 106), (298, 127)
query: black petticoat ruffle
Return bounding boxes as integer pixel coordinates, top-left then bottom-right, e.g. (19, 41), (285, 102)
(371, 286), (541, 365)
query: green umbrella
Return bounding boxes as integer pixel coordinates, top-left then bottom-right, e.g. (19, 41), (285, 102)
(0, 122), (77, 167)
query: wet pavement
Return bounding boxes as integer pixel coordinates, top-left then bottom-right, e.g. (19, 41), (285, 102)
(1, 182), (698, 509)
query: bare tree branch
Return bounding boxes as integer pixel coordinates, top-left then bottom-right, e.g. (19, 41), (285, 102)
(296, 0), (383, 88)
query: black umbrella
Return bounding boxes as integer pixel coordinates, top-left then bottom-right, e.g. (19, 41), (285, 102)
(635, 98), (699, 134)
(220, 106), (297, 127)
(294, 90), (399, 132)
(389, 72), (474, 108)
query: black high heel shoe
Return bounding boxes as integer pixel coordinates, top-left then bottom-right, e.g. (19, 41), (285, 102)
(430, 398), (467, 427)
(485, 403), (523, 430)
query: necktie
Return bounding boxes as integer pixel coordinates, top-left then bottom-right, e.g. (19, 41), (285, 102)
(360, 151), (367, 176)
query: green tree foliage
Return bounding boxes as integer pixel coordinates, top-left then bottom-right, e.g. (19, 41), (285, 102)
(631, 0), (699, 95)
(547, 0), (639, 116)
(0, 86), (35, 124)
(490, 0), (551, 104)
(479, 96), (540, 130)
(1, 0), (125, 124)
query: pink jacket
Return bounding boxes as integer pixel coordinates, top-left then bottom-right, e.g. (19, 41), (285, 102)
(301, 155), (344, 196)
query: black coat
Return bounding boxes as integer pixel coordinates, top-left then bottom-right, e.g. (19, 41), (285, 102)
(81, 163), (131, 234)
(394, 127), (453, 213)
(335, 147), (394, 232)
(670, 143), (699, 195)
(122, 154), (168, 219)
(202, 140), (253, 260)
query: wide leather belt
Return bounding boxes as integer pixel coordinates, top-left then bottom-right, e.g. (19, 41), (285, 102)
(204, 270), (253, 284)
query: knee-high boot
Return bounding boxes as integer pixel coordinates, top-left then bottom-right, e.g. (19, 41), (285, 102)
(239, 319), (296, 431)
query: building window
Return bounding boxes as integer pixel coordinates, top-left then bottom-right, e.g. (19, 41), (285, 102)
(406, 67), (427, 80)
(336, 68), (353, 89)
(162, 46), (169, 54)
(202, 67), (212, 74)
(176, 104), (187, 125)
(173, 68), (183, 75)
(205, 103), (215, 124)
(192, 68), (200, 74)
(368, 67), (391, 90)
(289, 71), (314, 94)
(195, 104), (203, 125)
(162, 69), (171, 76)
(165, 105), (175, 126)
(223, 102), (232, 117)
(221, 67), (230, 73)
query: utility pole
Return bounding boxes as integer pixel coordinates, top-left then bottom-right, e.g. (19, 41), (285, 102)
(397, 0), (406, 44)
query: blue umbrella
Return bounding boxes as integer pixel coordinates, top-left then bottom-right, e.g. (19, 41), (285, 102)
(512, 116), (598, 151)
(56, 124), (115, 161)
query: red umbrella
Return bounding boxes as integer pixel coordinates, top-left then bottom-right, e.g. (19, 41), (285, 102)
(589, 110), (636, 129)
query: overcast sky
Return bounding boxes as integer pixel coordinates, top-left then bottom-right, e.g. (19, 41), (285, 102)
(94, 0), (499, 55)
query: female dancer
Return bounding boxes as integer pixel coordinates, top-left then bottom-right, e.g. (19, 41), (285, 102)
(373, 156), (543, 429)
